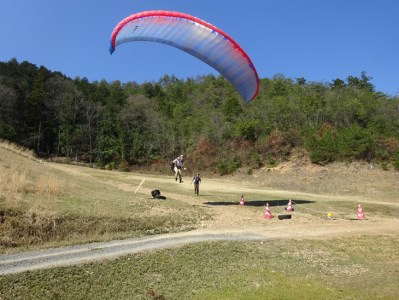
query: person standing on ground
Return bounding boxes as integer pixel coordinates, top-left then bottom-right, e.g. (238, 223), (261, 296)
(192, 173), (201, 195)
(173, 155), (185, 183)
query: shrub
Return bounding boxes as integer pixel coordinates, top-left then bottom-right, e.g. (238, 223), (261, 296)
(268, 129), (285, 157)
(305, 124), (376, 164)
(265, 156), (278, 167)
(381, 161), (389, 171)
(250, 150), (262, 168)
(375, 137), (399, 161)
(217, 157), (241, 175)
(393, 159), (399, 171)
(118, 161), (129, 171)
(339, 125), (374, 160)
(306, 129), (339, 165)
(191, 137), (217, 169)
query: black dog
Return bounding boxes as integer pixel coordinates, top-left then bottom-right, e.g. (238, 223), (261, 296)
(151, 189), (166, 200)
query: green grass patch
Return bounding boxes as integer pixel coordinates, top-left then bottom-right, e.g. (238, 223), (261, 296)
(1, 235), (397, 299)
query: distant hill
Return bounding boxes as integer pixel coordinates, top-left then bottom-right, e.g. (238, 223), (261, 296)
(1, 59), (398, 173)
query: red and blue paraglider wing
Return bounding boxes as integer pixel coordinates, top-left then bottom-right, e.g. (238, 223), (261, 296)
(110, 10), (259, 102)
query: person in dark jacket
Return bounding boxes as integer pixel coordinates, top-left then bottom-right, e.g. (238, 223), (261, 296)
(192, 173), (201, 195)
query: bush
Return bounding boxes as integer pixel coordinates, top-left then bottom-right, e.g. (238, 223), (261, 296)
(217, 157), (241, 175)
(118, 161), (130, 171)
(190, 137), (217, 170)
(393, 159), (399, 171)
(265, 156), (278, 167)
(381, 161), (389, 171)
(105, 162), (116, 170)
(265, 129), (300, 161)
(338, 126), (374, 160)
(375, 137), (399, 161)
(250, 150), (262, 168)
(305, 124), (376, 164)
(306, 130), (339, 165)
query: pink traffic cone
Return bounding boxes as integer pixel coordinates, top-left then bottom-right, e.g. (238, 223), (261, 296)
(285, 199), (294, 212)
(357, 204), (365, 219)
(263, 202), (273, 219)
(240, 195), (245, 206)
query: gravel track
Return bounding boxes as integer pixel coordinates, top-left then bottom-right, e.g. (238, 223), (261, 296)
(0, 231), (263, 275)
(2, 220), (398, 275)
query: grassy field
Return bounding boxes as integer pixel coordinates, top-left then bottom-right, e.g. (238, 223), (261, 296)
(1, 140), (398, 299)
(1, 236), (398, 299)
(0, 142), (206, 252)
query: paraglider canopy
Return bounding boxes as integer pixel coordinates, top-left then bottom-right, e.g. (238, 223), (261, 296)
(110, 10), (259, 101)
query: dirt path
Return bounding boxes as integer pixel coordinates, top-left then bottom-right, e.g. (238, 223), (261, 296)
(1, 162), (397, 275)
(1, 221), (398, 275)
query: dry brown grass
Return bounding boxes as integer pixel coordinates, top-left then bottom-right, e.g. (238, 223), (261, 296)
(238, 148), (399, 203)
(0, 143), (68, 248)
(35, 174), (65, 195)
(0, 140), (66, 199)
(0, 165), (34, 194)
(0, 161), (66, 200)
(0, 139), (36, 160)
(0, 140), (203, 251)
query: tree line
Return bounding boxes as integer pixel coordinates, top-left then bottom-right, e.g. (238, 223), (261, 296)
(1, 58), (398, 172)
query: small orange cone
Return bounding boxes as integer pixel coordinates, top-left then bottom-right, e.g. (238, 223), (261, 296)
(240, 195), (245, 206)
(285, 199), (294, 212)
(263, 202), (273, 219)
(357, 204), (365, 219)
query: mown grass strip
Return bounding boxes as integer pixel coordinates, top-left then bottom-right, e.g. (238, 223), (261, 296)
(0, 236), (397, 299)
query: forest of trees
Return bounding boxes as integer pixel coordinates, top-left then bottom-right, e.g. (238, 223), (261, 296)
(1, 58), (398, 173)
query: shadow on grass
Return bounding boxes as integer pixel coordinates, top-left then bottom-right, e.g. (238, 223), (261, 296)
(203, 199), (315, 208)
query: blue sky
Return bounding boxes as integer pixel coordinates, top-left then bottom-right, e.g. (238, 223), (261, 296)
(1, 0), (398, 96)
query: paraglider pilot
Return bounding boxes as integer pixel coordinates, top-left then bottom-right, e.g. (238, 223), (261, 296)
(173, 155), (184, 183)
